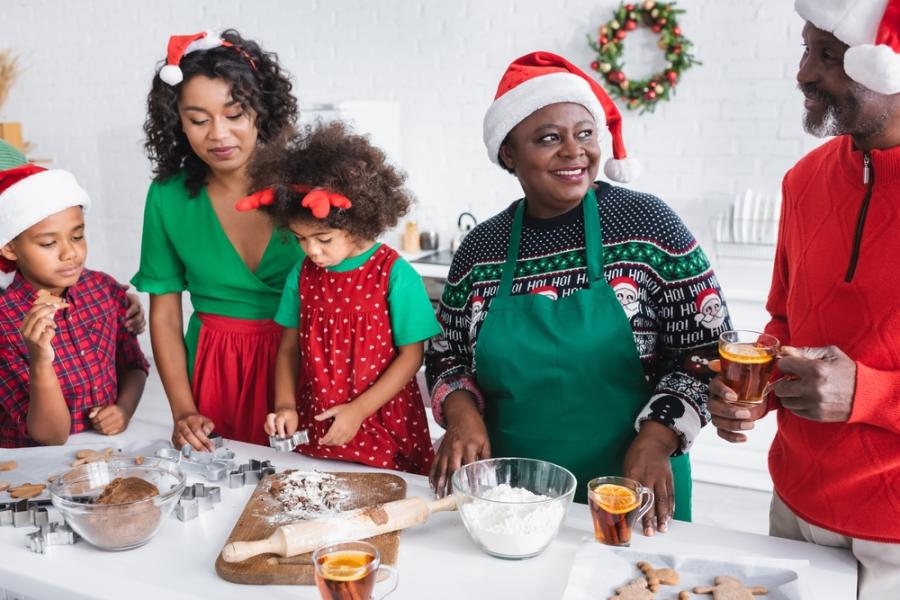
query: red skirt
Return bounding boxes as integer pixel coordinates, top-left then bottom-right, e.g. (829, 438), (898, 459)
(191, 313), (281, 446)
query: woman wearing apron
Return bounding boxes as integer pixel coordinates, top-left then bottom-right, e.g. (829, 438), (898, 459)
(426, 52), (731, 535)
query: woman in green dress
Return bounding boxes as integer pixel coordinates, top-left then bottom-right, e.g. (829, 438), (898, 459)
(132, 30), (302, 449)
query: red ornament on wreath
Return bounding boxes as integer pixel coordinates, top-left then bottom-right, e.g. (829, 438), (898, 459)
(587, 0), (700, 113)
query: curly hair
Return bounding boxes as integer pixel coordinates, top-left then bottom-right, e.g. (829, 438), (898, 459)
(143, 29), (298, 197)
(248, 121), (413, 241)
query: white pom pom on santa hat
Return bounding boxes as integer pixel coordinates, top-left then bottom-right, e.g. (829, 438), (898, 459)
(795, 0), (900, 94)
(483, 51), (639, 183)
(158, 30), (227, 87)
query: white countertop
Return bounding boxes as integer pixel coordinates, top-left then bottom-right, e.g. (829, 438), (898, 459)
(0, 417), (857, 600)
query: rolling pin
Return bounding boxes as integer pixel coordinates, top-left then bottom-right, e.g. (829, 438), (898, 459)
(221, 495), (458, 563)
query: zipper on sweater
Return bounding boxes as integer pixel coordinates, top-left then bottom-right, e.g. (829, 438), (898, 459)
(844, 152), (874, 282)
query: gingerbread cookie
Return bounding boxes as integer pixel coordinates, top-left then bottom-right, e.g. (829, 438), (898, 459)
(0, 482), (9, 492)
(9, 483), (46, 499)
(609, 578), (654, 600)
(637, 561), (680, 591)
(71, 447), (114, 467)
(693, 576), (767, 600)
(0, 461), (16, 472)
(678, 592), (692, 600)
(35, 289), (69, 309)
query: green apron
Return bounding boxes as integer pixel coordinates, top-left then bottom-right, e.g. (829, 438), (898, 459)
(475, 189), (691, 516)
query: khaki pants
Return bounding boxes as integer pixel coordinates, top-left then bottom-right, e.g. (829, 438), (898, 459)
(770, 494), (900, 600)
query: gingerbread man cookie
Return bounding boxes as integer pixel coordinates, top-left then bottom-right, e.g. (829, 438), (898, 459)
(637, 561), (681, 591)
(609, 578), (654, 600)
(35, 289), (69, 309)
(693, 576), (767, 600)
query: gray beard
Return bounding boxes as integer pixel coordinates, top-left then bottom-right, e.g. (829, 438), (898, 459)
(802, 82), (889, 139)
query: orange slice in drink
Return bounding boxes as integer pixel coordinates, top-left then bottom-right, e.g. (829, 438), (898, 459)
(720, 343), (774, 364)
(591, 483), (640, 514)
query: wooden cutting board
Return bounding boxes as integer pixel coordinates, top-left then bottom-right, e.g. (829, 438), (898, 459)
(215, 471), (407, 585)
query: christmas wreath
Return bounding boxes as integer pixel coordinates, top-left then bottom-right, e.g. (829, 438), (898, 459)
(588, 1), (700, 113)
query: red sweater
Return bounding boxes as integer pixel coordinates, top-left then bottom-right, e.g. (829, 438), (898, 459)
(766, 135), (900, 543)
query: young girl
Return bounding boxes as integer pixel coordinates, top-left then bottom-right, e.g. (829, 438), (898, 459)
(244, 122), (439, 475)
(132, 29), (302, 449)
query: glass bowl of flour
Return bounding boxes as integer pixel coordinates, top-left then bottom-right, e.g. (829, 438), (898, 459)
(451, 457), (576, 559)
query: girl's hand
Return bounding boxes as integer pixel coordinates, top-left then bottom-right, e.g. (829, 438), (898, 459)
(265, 408), (299, 438)
(172, 413), (216, 451)
(315, 404), (365, 446)
(124, 292), (146, 335)
(89, 405), (130, 436)
(21, 303), (59, 366)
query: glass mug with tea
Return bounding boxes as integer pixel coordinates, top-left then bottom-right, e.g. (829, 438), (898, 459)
(718, 330), (780, 405)
(587, 476), (654, 546)
(313, 540), (398, 600)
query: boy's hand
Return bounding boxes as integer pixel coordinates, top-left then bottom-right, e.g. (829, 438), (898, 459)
(21, 303), (59, 365)
(89, 405), (130, 436)
(124, 292), (146, 335)
(315, 403), (365, 446)
(265, 408), (299, 438)
(173, 413), (216, 451)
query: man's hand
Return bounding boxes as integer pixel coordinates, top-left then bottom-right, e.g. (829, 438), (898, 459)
(429, 391), (491, 498)
(21, 303), (59, 366)
(315, 403), (365, 446)
(124, 292), (146, 335)
(773, 345), (856, 422)
(89, 405), (131, 436)
(708, 359), (767, 443)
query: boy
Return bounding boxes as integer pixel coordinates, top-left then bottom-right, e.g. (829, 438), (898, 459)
(0, 164), (148, 446)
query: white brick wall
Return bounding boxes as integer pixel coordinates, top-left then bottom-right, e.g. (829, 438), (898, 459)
(2, 0), (821, 283)
(2, 0), (815, 489)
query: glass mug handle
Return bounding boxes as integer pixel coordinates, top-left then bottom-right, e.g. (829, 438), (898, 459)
(762, 376), (786, 398)
(634, 486), (655, 522)
(373, 564), (399, 600)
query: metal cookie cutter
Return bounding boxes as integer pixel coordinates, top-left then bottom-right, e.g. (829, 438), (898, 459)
(155, 435), (236, 482)
(1, 498), (51, 528)
(175, 483), (222, 521)
(27, 522), (79, 554)
(268, 429), (310, 452)
(226, 459), (276, 488)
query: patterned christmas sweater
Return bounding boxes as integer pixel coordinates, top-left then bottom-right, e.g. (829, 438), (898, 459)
(424, 182), (732, 454)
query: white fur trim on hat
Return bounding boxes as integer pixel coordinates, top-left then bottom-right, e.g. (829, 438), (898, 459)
(846, 43), (900, 94)
(604, 157), (641, 184)
(483, 72), (605, 165)
(0, 170), (91, 248)
(795, 0), (887, 47)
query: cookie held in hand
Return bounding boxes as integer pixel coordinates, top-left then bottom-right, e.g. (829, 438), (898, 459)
(693, 576), (767, 600)
(35, 289), (69, 309)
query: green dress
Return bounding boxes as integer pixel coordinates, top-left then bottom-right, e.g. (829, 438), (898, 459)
(130, 171), (303, 378)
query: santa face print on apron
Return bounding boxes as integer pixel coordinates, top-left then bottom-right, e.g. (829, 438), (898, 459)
(474, 189), (691, 512)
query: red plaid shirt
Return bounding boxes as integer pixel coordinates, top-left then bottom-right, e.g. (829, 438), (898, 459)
(0, 270), (149, 447)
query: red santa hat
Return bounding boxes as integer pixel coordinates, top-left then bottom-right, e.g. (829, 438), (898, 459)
(158, 31), (232, 86)
(483, 51), (638, 183)
(0, 164), (90, 287)
(695, 288), (721, 313)
(610, 276), (639, 298)
(530, 285), (559, 300)
(795, 0), (900, 94)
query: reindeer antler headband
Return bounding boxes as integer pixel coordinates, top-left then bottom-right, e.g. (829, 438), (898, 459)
(235, 185), (352, 218)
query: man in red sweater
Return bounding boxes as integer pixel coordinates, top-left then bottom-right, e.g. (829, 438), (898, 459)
(710, 2), (900, 598)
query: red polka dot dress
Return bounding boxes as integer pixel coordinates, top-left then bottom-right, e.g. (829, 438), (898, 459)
(296, 245), (434, 475)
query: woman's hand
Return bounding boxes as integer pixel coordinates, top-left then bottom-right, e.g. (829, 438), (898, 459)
(316, 403), (366, 446)
(429, 391), (491, 498)
(623, 421), (679, 536)
(172, 413), (216, 451)
(89, 405), (131, 436)
(21, 303), (59, 365)
(265, 407), (299, 438)
(124, 292), (146, 335)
